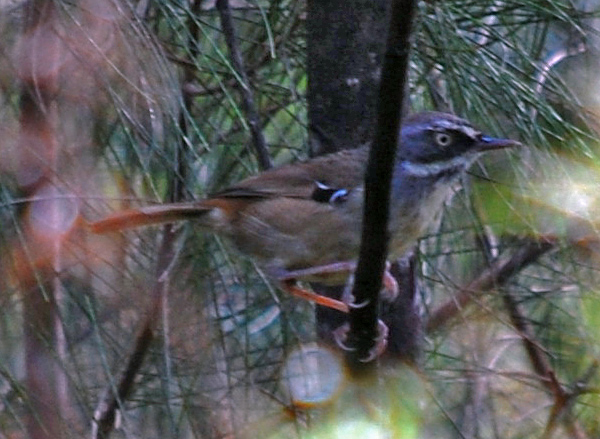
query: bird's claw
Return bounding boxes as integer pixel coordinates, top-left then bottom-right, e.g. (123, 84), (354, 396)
(332, 323), (355, 351)
(347, 298), (370, 309)
(340, 273), (370, 309)
(381, 261), (399, 302)
(332, 320), (389, 361)
(340, 263), (398, 306)
(359, 320), (389, 362)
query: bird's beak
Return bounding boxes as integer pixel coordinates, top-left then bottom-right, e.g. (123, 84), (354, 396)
(476, 136), (521, 151)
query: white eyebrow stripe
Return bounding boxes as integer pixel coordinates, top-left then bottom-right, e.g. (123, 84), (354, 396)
(432, 121), (480, 139)
(402, 122), (480, 140)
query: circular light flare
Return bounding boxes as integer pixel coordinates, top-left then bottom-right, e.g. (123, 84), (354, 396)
(559, 182), (594, 217)
(280, 344), (344, 408)
(28, 184), (80, 237)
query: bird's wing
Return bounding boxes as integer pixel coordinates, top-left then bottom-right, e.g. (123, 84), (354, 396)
(213, 147), (369, 201)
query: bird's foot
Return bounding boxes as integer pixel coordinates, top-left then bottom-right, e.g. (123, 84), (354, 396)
(332, 323), (353, 351)
(340, 261), (398, 307)
(332, 320), (389, 361)
(381, 261), (399, 302)
(340, 273), (371, 309)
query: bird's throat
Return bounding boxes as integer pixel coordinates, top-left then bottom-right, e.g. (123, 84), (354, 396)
(399, 154), (476, 178)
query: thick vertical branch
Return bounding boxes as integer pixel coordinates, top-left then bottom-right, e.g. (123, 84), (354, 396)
(22, 282), (62, 439)
(383, 251), (422, 362)
(345, 0), (417, 373)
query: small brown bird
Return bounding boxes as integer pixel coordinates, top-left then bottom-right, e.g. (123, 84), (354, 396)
(90, 112), (519, 312)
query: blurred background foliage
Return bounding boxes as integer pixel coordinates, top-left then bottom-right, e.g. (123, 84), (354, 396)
(1, 0), (600, 438)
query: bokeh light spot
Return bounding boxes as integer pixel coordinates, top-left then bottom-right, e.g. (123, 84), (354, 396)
(280, 344), (344, 407)
(28, 185), (79, 236)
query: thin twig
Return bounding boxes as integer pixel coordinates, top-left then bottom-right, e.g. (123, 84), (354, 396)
(91, 224), (180, 439)
(216, 0), (272, 170)
(92, 302), (157, 439)
(502, 288), (590, 439)
(426, 237), (556, 334)
(345, 0), (417, 373)
(426, 231), (591, 437)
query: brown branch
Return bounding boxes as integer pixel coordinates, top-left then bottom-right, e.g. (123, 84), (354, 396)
(384, 250), (422, 363)
(426, 234), (591, 437)
(502, 288), (591, 439)
(503, 288), (591, 439)
(91, 302), (158, 439)
(216, 0), (273, 170)
(92, 224), (180, 439)
(176, 0), (204, 202)
(345, 0), (417, 373)
(426, 237), (556, 333)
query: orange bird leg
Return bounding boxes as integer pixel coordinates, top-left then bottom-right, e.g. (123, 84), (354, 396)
(278, 260), (399, 305)
(279, 279), (350, 313)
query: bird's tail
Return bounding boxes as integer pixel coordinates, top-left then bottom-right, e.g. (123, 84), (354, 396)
(88, 203), (213, 234)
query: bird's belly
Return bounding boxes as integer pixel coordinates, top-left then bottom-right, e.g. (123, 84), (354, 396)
(226, 182), (452, 282)
(388, 183), (453, 257)
(229, 197), (363, 276)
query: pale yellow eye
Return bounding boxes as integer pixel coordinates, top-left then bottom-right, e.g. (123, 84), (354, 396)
(435, 132), (452, 146)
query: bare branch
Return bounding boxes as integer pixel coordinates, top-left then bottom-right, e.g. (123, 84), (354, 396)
(216, 0), (273, 170)
(92, 224), (180, 439)
(427, 237), (556, 333)
(503, 288), (590, 439)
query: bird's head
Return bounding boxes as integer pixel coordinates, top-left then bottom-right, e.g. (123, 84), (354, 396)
(398, 112), (519, 176)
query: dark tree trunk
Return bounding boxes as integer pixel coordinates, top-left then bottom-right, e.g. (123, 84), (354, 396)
(307, 0), (388, 156)
(307, 0), (422, 364)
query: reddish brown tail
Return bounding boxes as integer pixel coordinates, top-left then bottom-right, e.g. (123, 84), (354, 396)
(89, 203), (213, 234)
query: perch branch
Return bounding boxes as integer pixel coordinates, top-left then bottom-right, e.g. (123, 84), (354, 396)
(345, 0), (417, 372)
